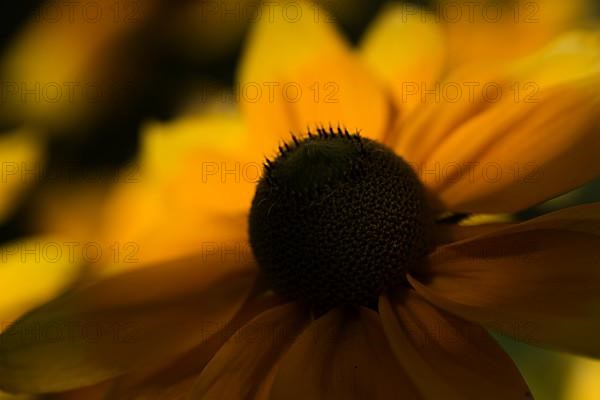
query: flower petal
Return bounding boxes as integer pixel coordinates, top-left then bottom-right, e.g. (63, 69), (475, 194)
(94, 111), (258, 272)
(409, 202), (600, 358)
(379, 292), (531, 399)
(442, 0), (588, 67)
(109, 291), (287, 400)
(27, 109), (259, 276)
(41, 381), (112, 400)
(0, 128), (44, 224)
(238, 0), (390, 150)
(397, 31), (600, 213)
(434, 222), (513, 246)
(563, 356), (600, 400)
(0, 392), (33, 400)
(188, 303), (309, 399)
(269, 307), (419, 399)
(0, 254), (258, 393)
(0, 237), (83, 327)
(359, 3), (446, 117)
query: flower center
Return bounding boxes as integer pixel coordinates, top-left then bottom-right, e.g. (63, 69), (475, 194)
(248, 128), (430, 309)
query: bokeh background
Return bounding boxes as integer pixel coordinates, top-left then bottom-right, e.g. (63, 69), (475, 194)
(1, 0), (600, 398)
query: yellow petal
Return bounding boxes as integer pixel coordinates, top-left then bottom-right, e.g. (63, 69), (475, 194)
(442, 0), (588, 67)
(101, 110), (258, 268)
(0, 128), (44, 223)
(189, 303), (309, 399)
(379, 292), (531, 399)
(269, 307), (419, 399)
(31, 109), (259, 275)
(0, 254), (257, 393)
(138, 110), (256, 182)
(563, 356), (600, 400)
(0, 236), (83, 327)
(396, 31), (600, 213)
(409, 202), (600, 358)
(238, 0), (390, 152)
(359, 3), (446, 116)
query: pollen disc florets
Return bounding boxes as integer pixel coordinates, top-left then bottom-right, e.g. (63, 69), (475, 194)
(249, 127), (430, 309)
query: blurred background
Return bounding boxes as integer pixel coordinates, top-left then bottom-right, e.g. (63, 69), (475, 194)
(1, 0), (600, 399)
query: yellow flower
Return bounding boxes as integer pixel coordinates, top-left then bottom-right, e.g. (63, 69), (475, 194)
(0, 0), (163, 133)
(0, 128), (44, 224)
(1, 1), (600, 399)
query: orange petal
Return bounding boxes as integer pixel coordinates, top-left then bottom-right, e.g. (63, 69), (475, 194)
(397, 31), (600, 213)
(269, 307), (419, 399)
(188, 303), (309, 399)
(379, 292), (531, 399)
(41, 381), (113, 400)
(0, 393), (34, 400)
(238, 0), (390, 152)
(109, 291), (287, 400)
(409, 202), (600, 358)
(0, 254), (258, 393)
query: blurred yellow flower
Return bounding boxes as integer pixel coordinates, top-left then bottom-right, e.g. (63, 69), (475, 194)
(1, 0), (600, 399)
(0, 129), (44, 224)
(0, 0), (161, 133)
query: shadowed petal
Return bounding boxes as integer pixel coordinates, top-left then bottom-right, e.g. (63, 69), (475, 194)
(0, 255), (258, 393)
(379, 292), (532, 399)
(107, 291), (286, 400)
(188, 303), (309, 399)
(269, 307), (420, 399)
(410, 203), (600, 358)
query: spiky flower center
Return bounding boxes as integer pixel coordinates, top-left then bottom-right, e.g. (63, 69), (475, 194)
(248, 128), (430, 310)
